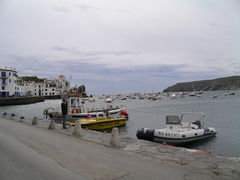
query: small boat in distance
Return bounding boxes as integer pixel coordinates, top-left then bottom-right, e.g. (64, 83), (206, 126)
(105, 98), (112, 103)
(136, 112), (217, 145)
(211, 95), (218, 98)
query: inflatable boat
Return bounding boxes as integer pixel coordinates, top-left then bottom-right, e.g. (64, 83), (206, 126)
(136, 112), (217, 145)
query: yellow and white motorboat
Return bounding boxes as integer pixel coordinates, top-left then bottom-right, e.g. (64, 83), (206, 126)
(67, 117), (128, 130)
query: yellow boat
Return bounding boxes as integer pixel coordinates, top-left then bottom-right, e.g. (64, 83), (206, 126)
(67, 117), (128, 130)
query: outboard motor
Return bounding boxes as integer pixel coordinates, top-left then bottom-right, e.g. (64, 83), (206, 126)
(192, 120), (201, 128)
(136, 128), (155, 141)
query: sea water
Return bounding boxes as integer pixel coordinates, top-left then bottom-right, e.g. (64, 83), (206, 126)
(1, 91), (239, 157)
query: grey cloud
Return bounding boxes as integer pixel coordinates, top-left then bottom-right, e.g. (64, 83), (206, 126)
(52, 6), (71, 13)
(1, 54), (237, 94)
(52, 46), (66, 51)
(121, 59), (133, 63)
(52, 46), (140, 56)
(0, 54), (106, 79)
(74, 4), (97, 11)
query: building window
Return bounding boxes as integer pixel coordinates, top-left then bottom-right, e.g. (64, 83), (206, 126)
(52, 93), (55, 95)
(2, 86), (5, 90)
(9, 79), (11, 83)
(1, 72), (6, 77)
(45, 93), (48, 95)
(35, 93), (36, 95)
(45, 89), (47, 91)
(9, 72), (11, 76)
(2, 79), (6, 84)
(52, 89), (55, 91)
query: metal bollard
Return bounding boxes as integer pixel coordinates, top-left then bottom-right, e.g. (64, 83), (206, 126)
(19, 116), (25, 122)
(2, 112), (7, 118)
(10, 113), (16, 120)
(109, 128), (119, 147)
(48, 119), (55, 130)
(32, 116), (38, 125)
(72, 120), (83, 137)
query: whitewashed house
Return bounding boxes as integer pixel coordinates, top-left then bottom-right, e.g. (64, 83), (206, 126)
(0, 68), (22, 97)
(0, 67), (70, 97)
(25, 75), (70, 97)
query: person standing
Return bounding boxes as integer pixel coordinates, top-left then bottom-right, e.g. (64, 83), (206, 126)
(61, 98), (68, 129)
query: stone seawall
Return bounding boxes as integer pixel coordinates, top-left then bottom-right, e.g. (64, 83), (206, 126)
(44, 95), (61, 99)
(0, 96), (45, 106)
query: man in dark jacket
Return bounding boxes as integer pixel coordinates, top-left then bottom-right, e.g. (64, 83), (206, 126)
(61, 98), (68, 129)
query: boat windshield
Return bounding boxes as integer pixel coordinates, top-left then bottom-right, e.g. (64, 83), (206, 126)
(69, 98), (81, 107)
(166, 115), (181, 125)
(180, 112), (205, 122)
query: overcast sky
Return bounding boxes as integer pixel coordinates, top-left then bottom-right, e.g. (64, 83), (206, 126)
(0, 0), (239, 94)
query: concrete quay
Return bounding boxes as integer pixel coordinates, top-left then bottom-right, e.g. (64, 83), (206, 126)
(0, 115), (240, 180)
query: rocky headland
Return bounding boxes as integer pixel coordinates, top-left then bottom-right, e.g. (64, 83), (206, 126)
(163, 76), (240, 92)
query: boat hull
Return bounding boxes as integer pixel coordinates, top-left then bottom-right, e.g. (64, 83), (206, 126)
(67, 117), (128, 130)
(136, 128), (217, 145)
(81, 118), (127, 130)
(153, 133), (217, 145)
(48, 110), (128, 124)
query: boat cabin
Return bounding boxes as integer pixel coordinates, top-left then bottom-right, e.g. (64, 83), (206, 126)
(68, 97), (84, 114)
(166, 113), (203, 132)
(166, 115), (182, 131)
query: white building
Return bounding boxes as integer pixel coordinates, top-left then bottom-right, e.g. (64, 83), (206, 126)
(20, 75), (70, 97)
(19, 81), (36, 96)
(0, 68), (24, 97)
(0, 67), (70, 97)
(33, 80), (58, 96)
(57, 75), (70, 94)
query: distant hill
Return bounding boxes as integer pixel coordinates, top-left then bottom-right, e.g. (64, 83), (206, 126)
(163, 76), (240, 92)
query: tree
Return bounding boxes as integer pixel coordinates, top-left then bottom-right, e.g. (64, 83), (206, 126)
(19, 76), (45, 82)
(77, 85), (86, 94)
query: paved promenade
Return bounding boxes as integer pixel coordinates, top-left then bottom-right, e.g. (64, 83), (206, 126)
(0, 116), (239, 180)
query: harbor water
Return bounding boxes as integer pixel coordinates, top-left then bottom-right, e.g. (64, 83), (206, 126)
(1, 91), (240, 158)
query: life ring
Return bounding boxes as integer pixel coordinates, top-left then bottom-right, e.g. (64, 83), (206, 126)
(71, 108), (79, 114)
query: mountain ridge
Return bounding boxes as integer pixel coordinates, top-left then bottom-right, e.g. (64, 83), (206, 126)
(163, 76), (240, 92)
